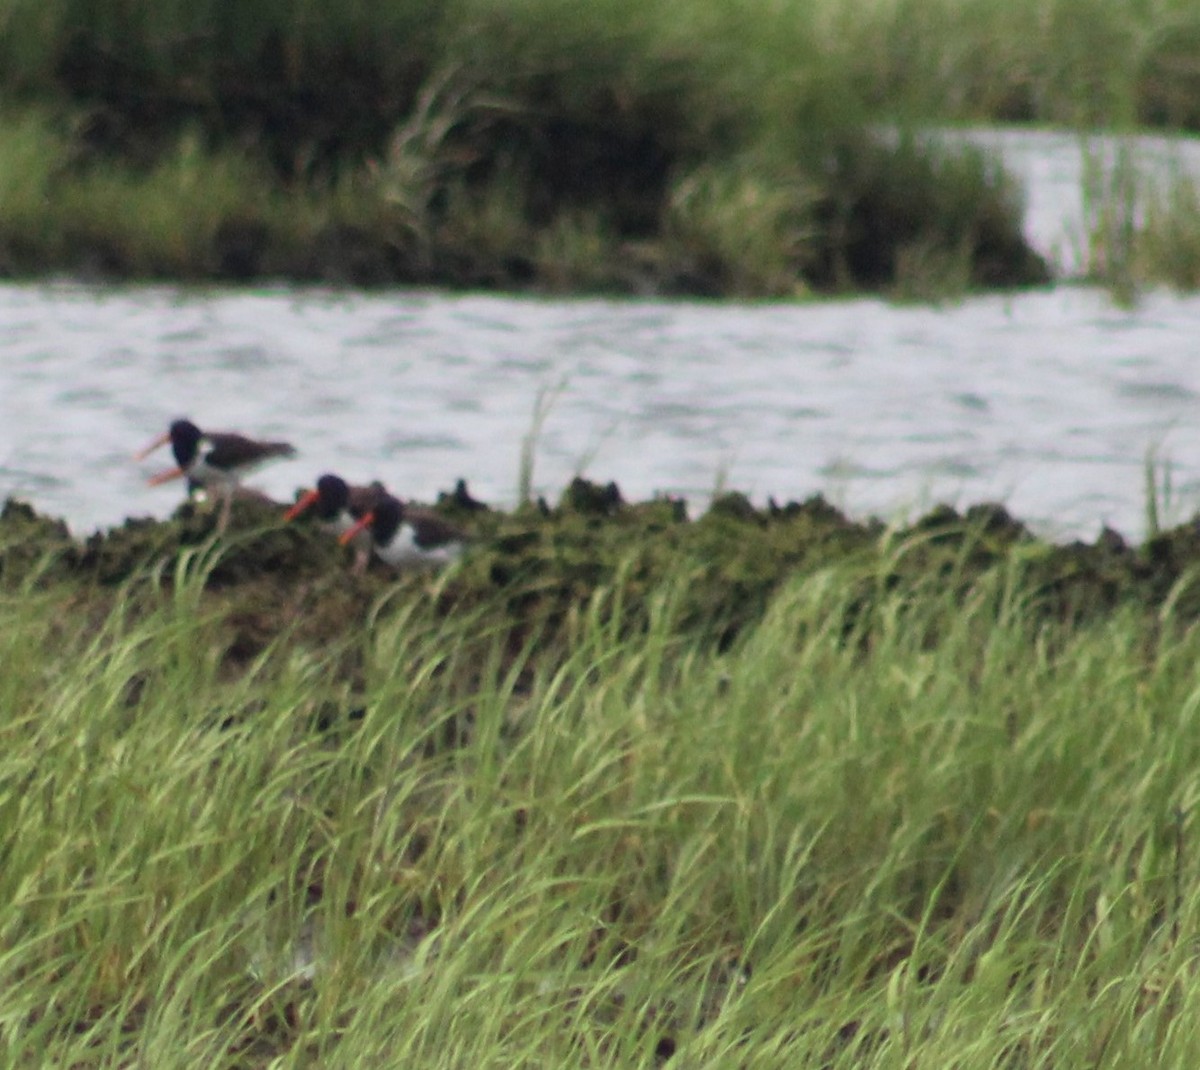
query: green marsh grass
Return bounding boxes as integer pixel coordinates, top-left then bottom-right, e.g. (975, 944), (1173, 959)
(0, 110), (61, 232)
(13, 0), (1200, 291)
(0, 0), (1054, 295)
(517, 381), (566, 507)
(824, 0), (1200, 129)
(55, 135), (273, 276)
(7, 530), (1200, 1065)
(1136, 167), (1200, 292)
(1078, 138), (1142, 302)
(665, 159), (819, 299)
(6, 0), (1196, 136)
(1071, 136), (1200, 300)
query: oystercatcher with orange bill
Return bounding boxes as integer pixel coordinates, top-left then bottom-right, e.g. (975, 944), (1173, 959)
(136, 418), (297, 532)
(285, 474), (388, 573)
(338, 493), (467, 570)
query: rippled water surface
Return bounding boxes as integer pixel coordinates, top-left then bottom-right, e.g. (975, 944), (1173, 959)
(5, 283), (1200, 539)
(5, 130), (1200, 539)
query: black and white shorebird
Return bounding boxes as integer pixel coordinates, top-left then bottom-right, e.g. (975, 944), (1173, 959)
(284, 473), (389, 574)
(337, 493), (467, 570)
(135, 418), (297, 532)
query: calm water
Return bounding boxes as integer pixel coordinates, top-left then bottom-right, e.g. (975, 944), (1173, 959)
(4, 129), (1200, 539)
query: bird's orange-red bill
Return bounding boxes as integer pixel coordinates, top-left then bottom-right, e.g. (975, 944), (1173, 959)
(284, 489), (320, 522)
(339, 513), (374, 545)
(133, 431), (171, 462)
(147, 466), (185, 486)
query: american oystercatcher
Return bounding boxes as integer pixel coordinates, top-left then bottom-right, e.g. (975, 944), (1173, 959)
(284, 473), (388, 573)
(135, 418), (297, 532)
(337, 493), (467, 570)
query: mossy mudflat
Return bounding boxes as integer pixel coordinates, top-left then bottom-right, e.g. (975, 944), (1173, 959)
(5, 483), (1198, 676)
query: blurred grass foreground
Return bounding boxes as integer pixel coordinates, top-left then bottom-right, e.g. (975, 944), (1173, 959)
(7, 485), (1200, 1064)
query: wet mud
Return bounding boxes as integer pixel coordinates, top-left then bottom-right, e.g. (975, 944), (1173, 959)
(5, 483), (1200, 670)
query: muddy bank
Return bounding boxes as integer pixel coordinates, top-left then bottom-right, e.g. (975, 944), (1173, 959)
(5, 484), (1200, 669)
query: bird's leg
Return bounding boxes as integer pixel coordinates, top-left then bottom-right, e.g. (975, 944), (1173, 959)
(216, 487), (234, 535)
(351, 546), (371, 576)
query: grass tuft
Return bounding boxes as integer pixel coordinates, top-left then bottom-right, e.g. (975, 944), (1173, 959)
(7, 488), (1200, 1063)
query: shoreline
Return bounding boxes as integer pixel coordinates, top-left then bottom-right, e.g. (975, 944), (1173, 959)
(6, 482), (1199, 660)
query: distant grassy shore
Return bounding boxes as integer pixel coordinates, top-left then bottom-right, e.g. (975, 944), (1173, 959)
(835, 0), (1200, 129)
(6, 486), (1200, 1066)
(8, 0), (1200, 296)
(0, 0), (1072, 296)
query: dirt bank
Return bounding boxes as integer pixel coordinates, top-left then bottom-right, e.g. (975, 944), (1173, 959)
(5, 484), (1198, 673)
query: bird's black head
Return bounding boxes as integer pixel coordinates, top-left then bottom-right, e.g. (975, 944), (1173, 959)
(371, 495), (405, 542)
(168, 419), (203, 466)
(315, 474), (350, 518)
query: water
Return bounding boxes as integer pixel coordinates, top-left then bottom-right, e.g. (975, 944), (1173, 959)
(963, 126), (1200, 277)
(4, 129), (1200, 540)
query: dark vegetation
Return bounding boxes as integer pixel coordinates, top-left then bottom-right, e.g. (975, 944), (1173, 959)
(5, 482), (1199, 677)
(0, 0), (1053, 294)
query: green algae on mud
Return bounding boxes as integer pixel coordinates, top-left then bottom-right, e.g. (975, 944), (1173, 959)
(6, 483), (1200, 670)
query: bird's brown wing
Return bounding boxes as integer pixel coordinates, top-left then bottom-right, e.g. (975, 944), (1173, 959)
(406, 507), (467, 550)
(205, 432), (297, 470)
